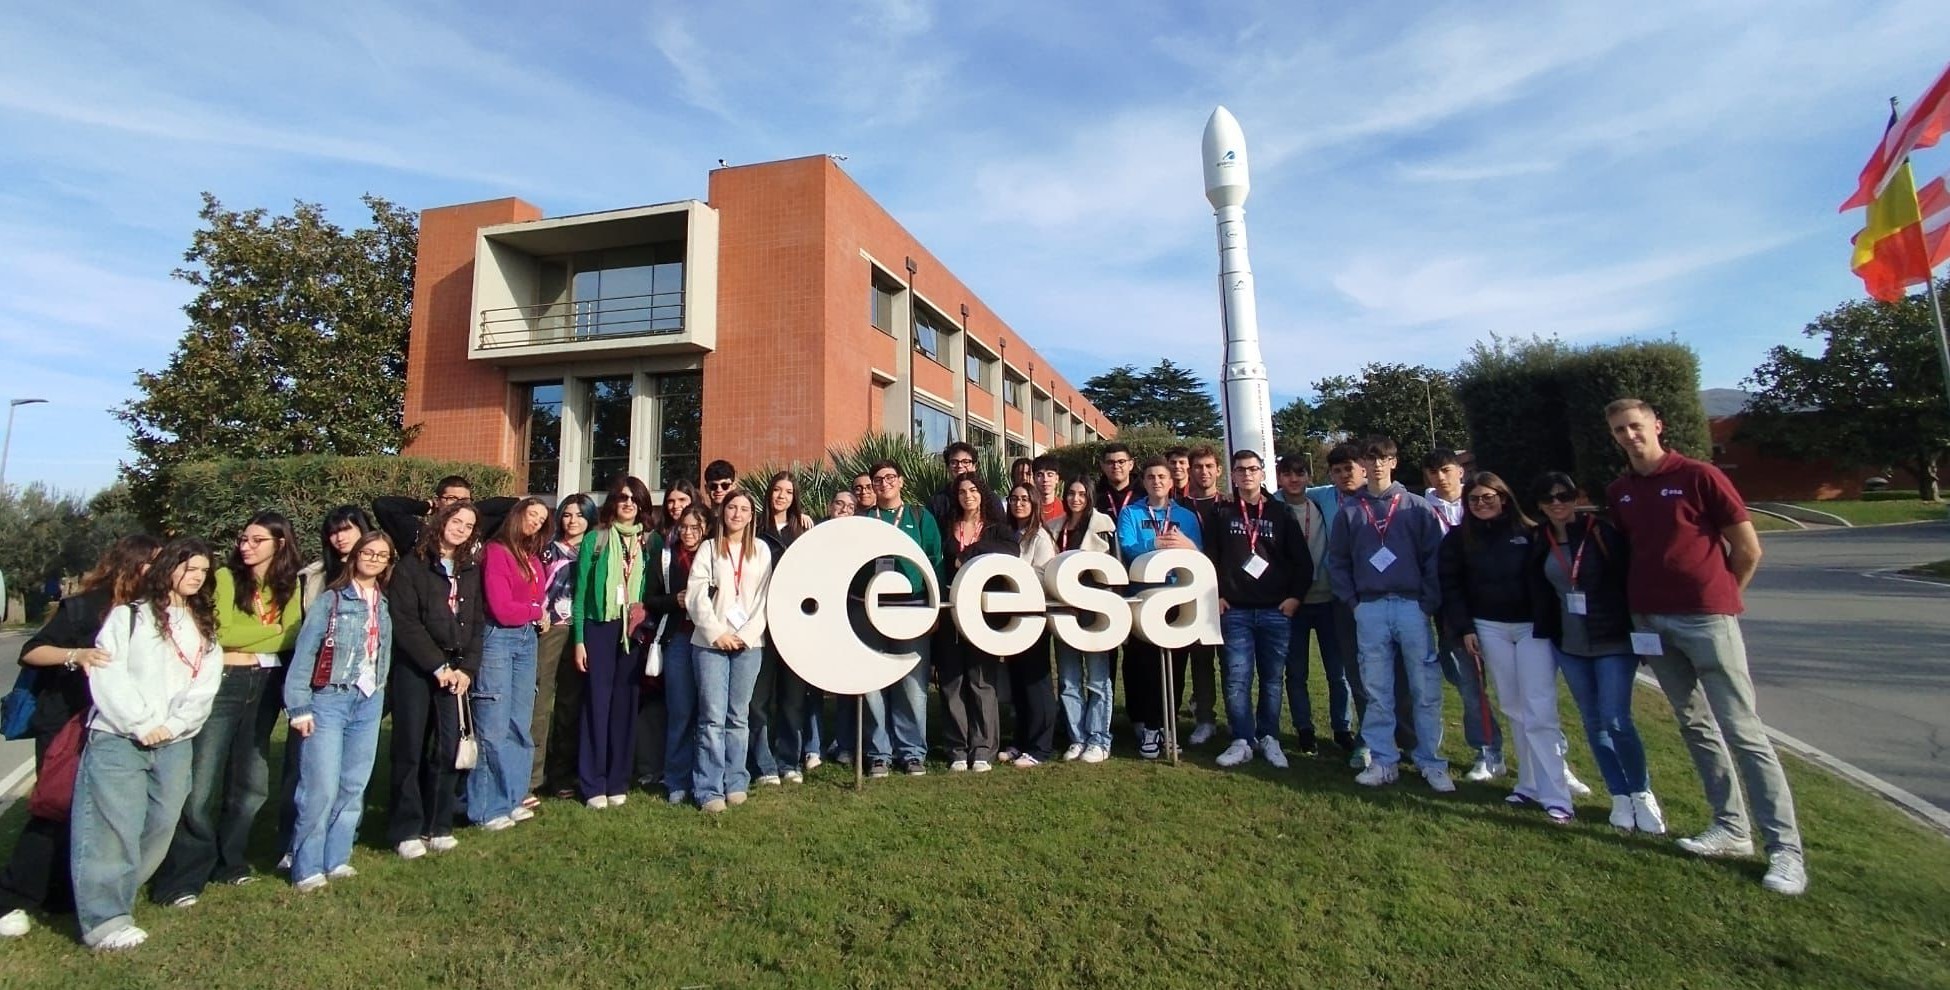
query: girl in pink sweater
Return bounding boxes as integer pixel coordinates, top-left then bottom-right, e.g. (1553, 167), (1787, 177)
(468, 497), (552, 830)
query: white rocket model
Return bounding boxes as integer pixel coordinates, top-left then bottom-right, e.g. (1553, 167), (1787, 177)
(1202, 106), (1276, 462)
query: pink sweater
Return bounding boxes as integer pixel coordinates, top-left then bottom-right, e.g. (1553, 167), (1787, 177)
(482, 543), (545, 627)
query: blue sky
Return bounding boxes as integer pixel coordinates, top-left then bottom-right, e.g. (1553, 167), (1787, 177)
(2, 0), (1947, 495)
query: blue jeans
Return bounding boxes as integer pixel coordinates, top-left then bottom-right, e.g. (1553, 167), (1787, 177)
(1221, 606), (1293, 742)
(289, 685), (384, 881)
(1438, 629), (1504, 757)
(71, 731), (193, 947)
(468, 625), (538, 823)
(863, 625), (931, 763)
(800, 684), (825, 758)
(693, 645), (762, 803)
(661, 636), (698, 794)
(152, 665), (275, 900)
(1056, 642), (1113, 749)
(1287, 601), (1351, 733)
(1556, 649), (1648, 796)
(1352, 596), (1445, 770)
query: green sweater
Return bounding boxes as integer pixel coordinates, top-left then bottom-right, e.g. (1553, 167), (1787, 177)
(571, 527), (662, 644)
(863, 503), (945, 597)
(212, 567), (304, 654)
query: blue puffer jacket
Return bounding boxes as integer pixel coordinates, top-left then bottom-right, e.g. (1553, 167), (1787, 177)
(285, 583), (394, 719)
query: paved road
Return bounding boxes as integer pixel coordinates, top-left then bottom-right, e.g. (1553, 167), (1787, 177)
(0, 631), (34, 797)
(1740, 521), (1950, 812)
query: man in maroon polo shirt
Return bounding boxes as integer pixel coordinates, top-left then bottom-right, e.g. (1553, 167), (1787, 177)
(1604, 398), (1805, 896)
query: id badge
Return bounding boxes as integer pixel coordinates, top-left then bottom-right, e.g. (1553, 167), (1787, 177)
(1565, 592), (1588, 615)
(615, 583), (628, 607)
(1630, 631), (1664, 656)
(1368, 546), (1397, 572)
(1242, 554), (1269, 579)
(726, 604), (751, 630)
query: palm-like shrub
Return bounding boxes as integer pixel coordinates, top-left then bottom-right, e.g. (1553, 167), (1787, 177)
(741, 433), (1013, 517)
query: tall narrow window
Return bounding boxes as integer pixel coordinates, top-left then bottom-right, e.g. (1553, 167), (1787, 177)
(653, 371), (703, 489)
(523, 382), (564, 495)
(914, 307), (947, 363)
(912, 400), (959, 455)
(587, 376), (633, 488)
(870, 277), (898, 333)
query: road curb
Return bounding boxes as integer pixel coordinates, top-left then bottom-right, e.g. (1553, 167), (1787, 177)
(1635, 672), (1950, 840)
(0, 758), (32, 816)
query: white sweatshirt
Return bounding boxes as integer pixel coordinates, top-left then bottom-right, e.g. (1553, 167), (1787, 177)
(687, 538), (773, 649)
(90, 602), (225, 741)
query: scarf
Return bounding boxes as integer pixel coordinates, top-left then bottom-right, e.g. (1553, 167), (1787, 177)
(601, 522), (644, 624)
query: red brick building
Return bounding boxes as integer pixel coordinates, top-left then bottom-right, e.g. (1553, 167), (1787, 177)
(402, 156), (1113, 497)
(1711, 414), (1919, 500)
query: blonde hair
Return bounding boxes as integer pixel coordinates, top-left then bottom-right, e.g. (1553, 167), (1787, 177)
(715, 490), (760, 562)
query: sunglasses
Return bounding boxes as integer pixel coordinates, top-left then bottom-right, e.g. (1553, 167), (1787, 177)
(708, 481), (736, 492)
(1466, 493), (1502, 505)
(612, 493), (637, 504)
(1539, 491), (1578, 504)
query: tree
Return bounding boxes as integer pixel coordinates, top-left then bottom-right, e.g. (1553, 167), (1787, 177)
(1273, 396), (1332, 455)
(0, 483), (88, 617)
(1739, 280), (1950, 500)
(115, 193), (419, 500)
(1080, 360), (1223, 438)
(1309, 363), (1468, 470)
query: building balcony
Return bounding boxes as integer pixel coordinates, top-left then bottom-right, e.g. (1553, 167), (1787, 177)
(468, 201), (719, 365)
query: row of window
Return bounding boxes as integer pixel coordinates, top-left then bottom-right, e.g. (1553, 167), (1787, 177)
(522, 371), (702, 496)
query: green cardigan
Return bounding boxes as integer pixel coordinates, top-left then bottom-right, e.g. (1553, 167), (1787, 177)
(212, 567), (304, 654)
(571, 527), (663, 644)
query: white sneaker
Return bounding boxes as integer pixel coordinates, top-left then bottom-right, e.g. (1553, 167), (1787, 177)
(277, 853), (293, 871)
(481, 816), (516, 832)
(1631, 791), (1667, 835)
(327, 864), (358, 880)
(1348, 745), (1371, 770)
(1216, 739), (1254, 767)
(93, 925), (148, 951)
(1188, 722), (1217, 746)
(667, 789), (689, 805)
(607, 794), (628, 807)
(585, 795), (610, 809)
(1062, 743), (1085, 762)
(1762, 851), (1809, 895)
(510, 806), (535, 822)
(0, 909), (29, 937)
(396, 839), (428, 860)
(972, 760), (994, 773)
(949, 759), (969, 772)
(803, 754), (822, 772)
(1354, 763), (1399, 787)
(294, 874), (329, 893)
(783, 770), (804, 784)
(1565, 769), (1592, 797)
(1257, 735), (1289, 769)
(1423, 766), (1457, 793)
(1610, 795), (1637, 830)
(1677, 824), (1755, 859)
(1079, 746), (1108, 763)
(1139, 728), (1163, 760)
(757, 774), (782, 787)
(1015, 754), (1042, 768)
(167, 894), (197, 909)
(428, 835), (459, 853)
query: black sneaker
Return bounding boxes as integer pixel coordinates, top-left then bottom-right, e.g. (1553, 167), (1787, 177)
(868, 759), (891, 779)
(1296, 729), (1319, 755)
(1333, 730), (1358, 753)
(900, 757), (927, 776)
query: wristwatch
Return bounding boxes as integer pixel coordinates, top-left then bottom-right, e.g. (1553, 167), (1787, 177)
(64, 649), (78, 671)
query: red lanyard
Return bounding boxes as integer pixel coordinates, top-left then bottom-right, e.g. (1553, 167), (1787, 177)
(730, 547), (746, 599)
(1547, 524), (1589, 586)
(1237, 496), (1267, 555)
(169, 624), (206, 678)
(255, 588), (280, 626)
(362, 586), (381, 659)
(1146, 502), (1174, 537)
(1108, 488), (1135, 514)
(1360, 495), (1402, 537)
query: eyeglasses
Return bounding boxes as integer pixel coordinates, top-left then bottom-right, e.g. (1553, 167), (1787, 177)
(612, 493), (637, 504)
(948, 457), (975, 467)
(1008, 495), (1034, 503)
(1233, 465), (1263, 474)
(1540, 491), (1578, 504)
(357, 550), (393, 562)
(238, 536), (273, 547)
(1103, 458), (1132, 467)
(677, 523), (705, 534)
(708, 481), (736, 492)
(435, 493), (469, 505)
(872, 474), (900, 486)
(1466, 493), (1502, 505)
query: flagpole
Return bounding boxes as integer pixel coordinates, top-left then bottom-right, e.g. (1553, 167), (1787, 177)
(1924, 270), (1950, 419)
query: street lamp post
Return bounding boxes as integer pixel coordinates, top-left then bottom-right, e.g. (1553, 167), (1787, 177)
(0, 398), (49, 493)
(1419, 379), (1437, 452)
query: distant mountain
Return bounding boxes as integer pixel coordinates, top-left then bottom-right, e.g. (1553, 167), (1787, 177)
(1700, 388), (1753, 418)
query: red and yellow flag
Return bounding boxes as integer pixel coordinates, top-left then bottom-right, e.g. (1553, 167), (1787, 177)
(1850, 159), (1933, 302)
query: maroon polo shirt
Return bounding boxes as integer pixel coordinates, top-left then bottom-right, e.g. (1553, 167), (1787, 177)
(1605, 451), (1750, 615)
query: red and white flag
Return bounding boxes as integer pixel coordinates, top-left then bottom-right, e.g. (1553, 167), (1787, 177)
(1840, 62), (1950, 212)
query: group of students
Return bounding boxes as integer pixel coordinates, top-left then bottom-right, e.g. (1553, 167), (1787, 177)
(0, 396), (1808, 951)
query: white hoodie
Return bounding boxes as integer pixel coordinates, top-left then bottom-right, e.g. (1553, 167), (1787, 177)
(90, 602), (224, 741)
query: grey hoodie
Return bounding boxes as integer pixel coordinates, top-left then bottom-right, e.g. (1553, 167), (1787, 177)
(1326, 482), (1444, 612)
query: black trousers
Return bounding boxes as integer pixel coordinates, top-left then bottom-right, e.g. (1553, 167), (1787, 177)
(0, 732), (74, 914)
(1006, 635), (1056, 761)
(1123, 640), (1189, 732)
(386, 662), (462, 843)
(936, 625), (1000, 763)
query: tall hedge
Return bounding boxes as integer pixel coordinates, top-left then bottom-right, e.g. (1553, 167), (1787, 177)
(1455, 337), (1708, 497)
(154, 455), (512, 561)
(1045, 425), (1226, 486)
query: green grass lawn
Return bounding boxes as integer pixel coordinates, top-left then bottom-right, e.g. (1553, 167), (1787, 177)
(1750, 512), (1800, 532)
(1904, 558), (1950, 581)
(1788, 497), (1947, 526)
(2, 673), (1947, 989)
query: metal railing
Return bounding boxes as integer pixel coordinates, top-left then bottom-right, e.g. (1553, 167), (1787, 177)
(478, 292), (685, 350)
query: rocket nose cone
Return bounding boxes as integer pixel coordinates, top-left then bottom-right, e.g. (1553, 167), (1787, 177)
(1202, 106), (1249, 207)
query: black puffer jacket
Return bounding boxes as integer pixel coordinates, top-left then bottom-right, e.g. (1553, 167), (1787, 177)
(1437, 517), (1539, 638)
(1527, 515), (1631, 645)
(388, 551), (486, 676)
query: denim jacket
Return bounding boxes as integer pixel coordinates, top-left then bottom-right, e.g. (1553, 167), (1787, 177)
(284, 583), (394, 719)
